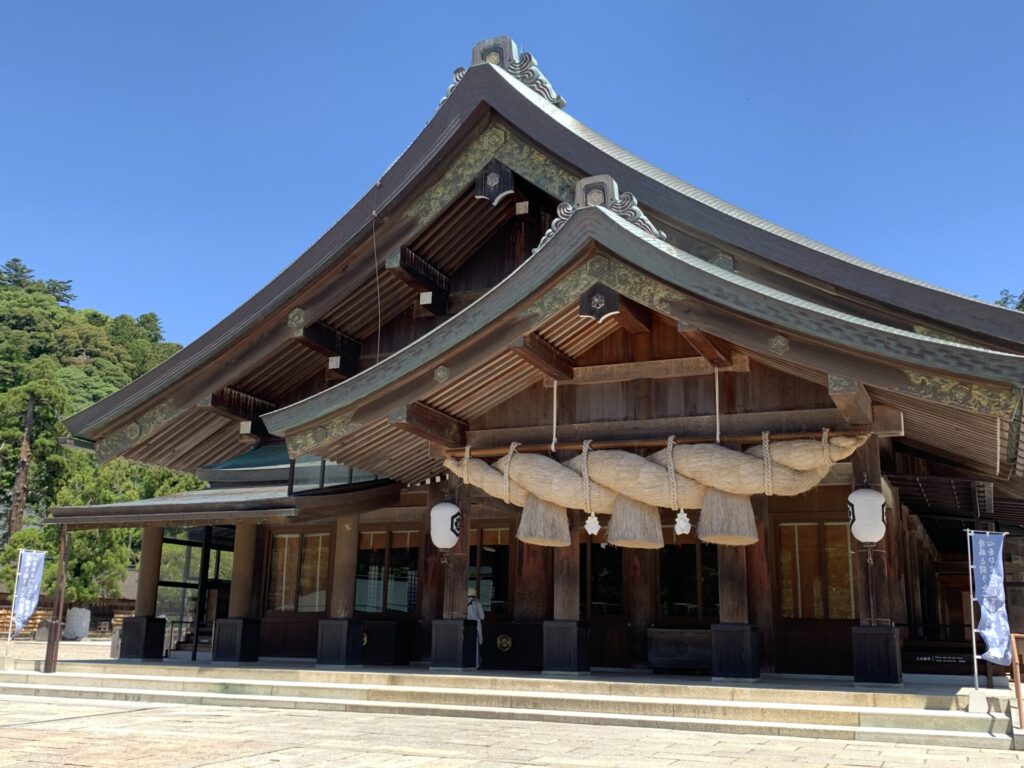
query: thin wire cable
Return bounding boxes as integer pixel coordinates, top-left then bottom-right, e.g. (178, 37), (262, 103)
(714, 365), (721, 444)
(371, 181), (383, 363)
(550, 380), (558, 453)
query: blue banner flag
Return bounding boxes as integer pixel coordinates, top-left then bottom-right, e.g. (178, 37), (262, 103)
(971, 531), (1011, 666)
(11, 549), (46, 634)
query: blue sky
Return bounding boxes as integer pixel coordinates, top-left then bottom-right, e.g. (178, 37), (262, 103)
(2, 3), (1022, 345)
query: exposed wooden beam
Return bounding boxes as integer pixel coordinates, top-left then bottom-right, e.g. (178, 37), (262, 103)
(677, 321), (731, 366)
(327, 354), (360, 382)
(828, 374), (874, 425)
(617, 297), (651, 335)
(239, 419), (269, 444)
(384, 247), (450, 315)
(509, 333), (574, 381)
(464, 405), (904, 450)
(387, 402), (467, 449)
(544, 353), (749, 388)
(418, 290), (447, 317)
(197, 387), (275, 422)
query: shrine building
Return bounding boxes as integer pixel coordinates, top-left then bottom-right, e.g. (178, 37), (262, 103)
(53, 37), (1024, 680)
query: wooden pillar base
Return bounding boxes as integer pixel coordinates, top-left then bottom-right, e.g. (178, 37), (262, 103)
(711, 623), (760, 680)
(317, 618), (363, 666)
(119, 616), (165, 660)
(212, 618), (260, 663)
(543, 620), (589, 673)
(431, 619), (477, 670)
(852, 625), (903, 685)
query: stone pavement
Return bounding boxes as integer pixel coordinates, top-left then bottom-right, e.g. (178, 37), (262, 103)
(0, 694), (1020, 768)
(3, 639), (113, 663)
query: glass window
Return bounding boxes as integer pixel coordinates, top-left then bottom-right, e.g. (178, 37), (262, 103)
(824, 522), (857, 620)
(385, 530), (419, 613)
(217, 550), (234, 582)
(298, 533), (330, 612)
(267, 533), (301, 612)
(356, 531), (387, 613)
(468, 527), (510, 614)
(778, 521), (855, 620)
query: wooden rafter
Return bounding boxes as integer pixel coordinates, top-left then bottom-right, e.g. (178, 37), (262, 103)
(387, 402), (467, 448)
(828, 374), (874, 425)
(677, 321), (731, 366)
(509, 333), (574, 381)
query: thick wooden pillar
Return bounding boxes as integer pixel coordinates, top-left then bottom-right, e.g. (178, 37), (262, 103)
(228, 522), (257, 619)
(746, 500), (774, 670)
(882, 485), (909, 632)
(314, 514), (361, 666)
(442, 498), (470, 620)
(851, 435), (891, 624)
(135, 526), (162, 617)
(214, 522), (261, 663)
(545, 511), (588, 672)
(514, 540), (552, 622)
(713, 541), (760, 679)
(419, 484), (445, 626)
(718, 545), (749, 623)
(623, 548), (657, 665)
(552, 512), (580, 621)
(328, 515), (358, 618)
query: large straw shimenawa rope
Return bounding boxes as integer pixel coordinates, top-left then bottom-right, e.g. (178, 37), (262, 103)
(443, 431), (866, 549)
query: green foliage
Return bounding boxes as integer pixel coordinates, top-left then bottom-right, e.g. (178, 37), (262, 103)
(0, 258), (200, 601)
(0, 526), (132, 605)
(996, 289), (1024, 312)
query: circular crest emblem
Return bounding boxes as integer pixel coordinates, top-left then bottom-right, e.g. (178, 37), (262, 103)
(496, 634), (512, 653)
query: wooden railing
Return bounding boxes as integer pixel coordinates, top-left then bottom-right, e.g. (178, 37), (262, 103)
(1011, 634), (1024, 728)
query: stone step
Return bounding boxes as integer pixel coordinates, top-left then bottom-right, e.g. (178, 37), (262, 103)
(0, 670), (1007, 733)
(26, 661), (965, 711)
(0, 684), (1011, 751)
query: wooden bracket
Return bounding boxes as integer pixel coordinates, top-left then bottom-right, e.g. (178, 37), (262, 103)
(509, 333), (574, 381)
(197, 387), (275, 422)
(291, 316), (361, 361)
(387, 402), (467, 448)
(239, 419), (270, 444)
(327, 354), (360, 382)
(385, 247), (450, 316)
(828, 374), (874, 425)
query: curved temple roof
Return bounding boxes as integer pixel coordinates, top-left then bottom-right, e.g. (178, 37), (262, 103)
(64, 37), (1024, 459)
(262, 201), (1024, 448)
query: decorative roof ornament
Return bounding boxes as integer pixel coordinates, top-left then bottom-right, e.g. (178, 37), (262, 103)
(441, 36), (565, 109)
(532, 175), (667, 254)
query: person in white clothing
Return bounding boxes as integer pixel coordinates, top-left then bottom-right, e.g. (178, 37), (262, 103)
(467, 586), (485, 669)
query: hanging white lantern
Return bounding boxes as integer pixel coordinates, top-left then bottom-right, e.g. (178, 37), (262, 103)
(847, 487), (887, 544)
(430, 501), (462, 550)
